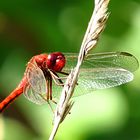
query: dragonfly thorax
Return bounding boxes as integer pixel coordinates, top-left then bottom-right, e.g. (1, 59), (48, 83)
(34, 54), (48, 68)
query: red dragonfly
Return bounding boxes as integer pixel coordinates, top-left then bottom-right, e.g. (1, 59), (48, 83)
(0, 51), (139, 112)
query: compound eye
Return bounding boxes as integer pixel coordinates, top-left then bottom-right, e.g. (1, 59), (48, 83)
(46, 52), (66, 72)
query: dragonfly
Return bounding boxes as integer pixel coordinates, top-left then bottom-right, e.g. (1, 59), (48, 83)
(0, 51), (139, 112)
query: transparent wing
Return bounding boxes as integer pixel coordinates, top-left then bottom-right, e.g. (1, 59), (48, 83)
(64, 52), (139, 72)
(60, 52), (138, 96)
(73, 68), (133, 97)
(25, 60), (47, 93)
(50, 67), (134, 98)
(23, 60), (47, 104)
(84, 52), (139, 72)
(24, 84), (47, 105)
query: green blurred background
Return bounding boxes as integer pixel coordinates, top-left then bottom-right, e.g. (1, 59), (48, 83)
(0, 0), (140, 140)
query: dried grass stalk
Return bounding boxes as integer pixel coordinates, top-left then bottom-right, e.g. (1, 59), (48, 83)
(49, 0), (110, 139)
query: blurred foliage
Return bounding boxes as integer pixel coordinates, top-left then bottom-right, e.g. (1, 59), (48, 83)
(0, 0), (140, 140)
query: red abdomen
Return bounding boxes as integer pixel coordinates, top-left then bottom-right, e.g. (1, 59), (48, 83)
(0, 77), (26, 112)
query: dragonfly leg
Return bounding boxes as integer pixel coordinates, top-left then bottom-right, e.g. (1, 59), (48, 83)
(49, 76), (52, 100)
(49, 70), (64, 86)
(52, 78), (64, 86)
(47, 100), (55, 114)
(57, 71), (69, 75)
(57, 71), (78, 85)
(51, 98), (57, 104)
(46, 80), (50, 100)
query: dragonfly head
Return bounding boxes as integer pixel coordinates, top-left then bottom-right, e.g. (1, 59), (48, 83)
(46, 52), (66, 72)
